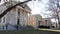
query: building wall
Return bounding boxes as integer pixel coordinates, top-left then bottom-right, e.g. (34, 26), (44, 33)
(0, 5), (31, 30)
(34, 14), (42, 28)
(0, 4), (7, 29)
(16, 7), (28, 26)
(42, 18), (52, 26)
(6, 8), (17, 25)
(5, 6), (29, 26)
(0, 5), (7, 25)
(28, 14), (42, 29)
(41, 19), (47, 26)
(28, 15), (36, 27)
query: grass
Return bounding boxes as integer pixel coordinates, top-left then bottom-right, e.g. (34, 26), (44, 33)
(0, 28), (60, 34)
(39, 28), (60, 32)
(0, 30), (39, 34)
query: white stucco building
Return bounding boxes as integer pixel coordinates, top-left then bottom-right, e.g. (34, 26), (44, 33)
(0, 0), (31, 30)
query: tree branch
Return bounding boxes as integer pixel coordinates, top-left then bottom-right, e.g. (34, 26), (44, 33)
(0, 0), (31, 19)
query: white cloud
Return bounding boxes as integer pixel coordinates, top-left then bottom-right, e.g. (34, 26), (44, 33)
(27, 0), (49, 18)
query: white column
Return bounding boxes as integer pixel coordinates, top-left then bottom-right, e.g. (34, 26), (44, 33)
(16, 7), (18, 25)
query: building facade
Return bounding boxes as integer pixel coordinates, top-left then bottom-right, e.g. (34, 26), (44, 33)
(28, 14), (42, 29)
(0, 1), (31, 30)
(42, 18), (52, 26)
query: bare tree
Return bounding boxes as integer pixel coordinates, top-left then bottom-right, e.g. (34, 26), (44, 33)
(46, 0), (60, 29)
(0, 0), (31, 19)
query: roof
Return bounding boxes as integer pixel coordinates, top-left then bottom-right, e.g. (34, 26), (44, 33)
(17, 4), (31, 13)
(0, 1), (31, 13)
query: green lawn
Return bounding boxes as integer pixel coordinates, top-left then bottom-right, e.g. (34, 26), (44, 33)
(0, 30), (39, 34)
(0, 28), (60, 34)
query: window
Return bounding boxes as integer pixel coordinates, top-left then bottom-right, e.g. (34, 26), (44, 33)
(3, 26), (4, 29)
(18, 9), (20, 16)
(45, 20), (47, 22)
(17, 8), (20, 25)
(3, 17), (5, 23)
(38, 21), (41, 26)
(38, 21), (41, 23)
(0, 19), (1, 23)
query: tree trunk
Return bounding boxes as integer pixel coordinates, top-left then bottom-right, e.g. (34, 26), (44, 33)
(57, 12), (60, 29)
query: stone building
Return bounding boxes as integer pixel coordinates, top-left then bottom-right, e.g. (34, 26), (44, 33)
(42, 18), (52, 26)
(0, 0), (31, 30)
(28, 14), (42, 29)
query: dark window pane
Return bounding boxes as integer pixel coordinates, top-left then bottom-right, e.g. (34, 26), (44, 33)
(45, 20), (47, 22)
(3, 17), (5, 23)
(0, 18), (1, 23)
